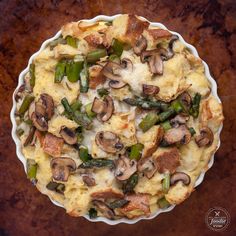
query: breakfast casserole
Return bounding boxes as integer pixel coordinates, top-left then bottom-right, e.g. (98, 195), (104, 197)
(14, 14), (223, 220)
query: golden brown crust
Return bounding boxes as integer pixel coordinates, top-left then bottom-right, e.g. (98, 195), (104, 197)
(125, 15), (150, 46)
(84, 32), (103, 48)
(42, 133), (64, 157)
(141, 126), (164, 158)
(155, 148), (180, 174)
(89, 65), (106, 89)
(144, 29), (172, 40)
(119, 193), (150, 218)
(91, 189), (124, 200)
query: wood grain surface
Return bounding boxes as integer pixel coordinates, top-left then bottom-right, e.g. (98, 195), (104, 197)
(0, 0), (235, 235)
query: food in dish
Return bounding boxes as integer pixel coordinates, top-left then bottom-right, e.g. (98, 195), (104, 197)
(13, 14), (223, 220)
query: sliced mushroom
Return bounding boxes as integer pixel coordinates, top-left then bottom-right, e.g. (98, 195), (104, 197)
(92, 200), (115, 220)
(159, 35), (179, 61)
(140, 49), (159, 63)
(23, 126), (36, 147)
(40, 93), (54, 120)
(50, 157), (76, 182)
(35, 102), (46, 118)
(179, 92), (192, 110)
(170, 114), (189, 128)
(82, 175), (96, 187)
(169, 35), (179, 51)
(159, 48), (174, 61)
(102, 61), (122, 81)
(91, 189), (124, 200)
(134, 35), (147, 55)
(59, 126), (77, 145)
(31, 112), (48, 131)
(163, 125), (191, 145)
(195, 127), (214, 147)
(114, 155), (137, 181)
(15, 84), (25, 101)
(109, 80), (127, 89)
(140, 49), (163, 75)
(91, 96), (114, 122)
(170, 172), (191, 186)
(121, 58), (133, 71)
(95, 131), (123, 153)
(142, 84), (160, 96)
(91, 97), (106, 114)
(138, 157), (157, 179)
(97, 96), (114, 122)
(28, 102), (35, 119)
(148, 54), (163, 75)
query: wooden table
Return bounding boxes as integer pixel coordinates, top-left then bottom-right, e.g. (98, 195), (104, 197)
(0, 0), (235, 235)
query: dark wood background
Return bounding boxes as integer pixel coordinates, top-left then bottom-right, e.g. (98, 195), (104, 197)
(0, 0), (235, 235)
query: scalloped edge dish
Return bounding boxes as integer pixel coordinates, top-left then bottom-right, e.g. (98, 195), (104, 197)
(10, 14), (223, 225)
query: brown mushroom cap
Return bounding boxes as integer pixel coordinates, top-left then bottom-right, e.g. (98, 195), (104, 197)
(35, 102), (46, 118)
(50, 157), (76, 182)
(114, 155), (137, 181)
(59, 126), (77, 145)
(102, 61), (122, 81)
(140, 49), (163, 75)
(179, 92), (192, 110)
(92, 200), (115, 220)
(169, 35), (179, 51)
(91, 97), (106, 114)
(163, 125), (191, 145)
(140, 49), (159, 63)
(148, 54), (163, 75)
(138, 157), (157, 179)
(142, 84), (160, 96)
(91, 189), (124, 200)
(170, 114), (189, 128)
(121, 58), (133, 71)
(97, 96), (114, 122)
(133, 35), (147, 55)
(195, 127), (214, 147)
(15, 84), (26, 102)
(170, 172), (191, 186)
(95, 131), (123, 153)
(28, 102), (35, 119)
(30, 93), (54, 132)
(91, 96), (114, 122)
(31, 112), (48, 131)
(23, 126), (36, 147)
(159, 35), (178, 61)
(40, 93), (54, 120)
(82, 175), (96, 186)
(109, 80), (127, 89)
(159, 48), (174, 61)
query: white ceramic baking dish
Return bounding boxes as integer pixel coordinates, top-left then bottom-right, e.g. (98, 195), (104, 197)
(10, 14), (223, 225)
